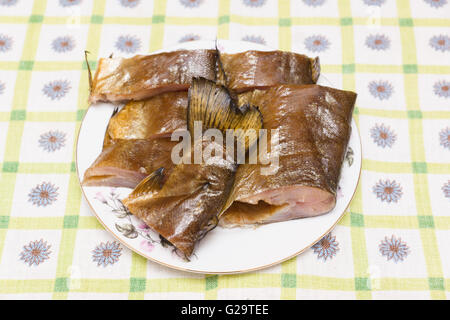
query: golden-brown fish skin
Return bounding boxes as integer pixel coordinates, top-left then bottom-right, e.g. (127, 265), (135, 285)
(122, 78), (263, 257)
(123, 145), (237, 257)
(217, 50), (320, 93)
(103, 92), (188, 148)
(89, 50), (217, 104)
(82, 138), (178, 189)
(221, 84), (356, 227)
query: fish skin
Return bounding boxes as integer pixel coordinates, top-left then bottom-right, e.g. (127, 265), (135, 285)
(217, 50), (320, 93)
(220, 84), (356, 227)
(103, 92), (188, 148)
(122, 78), (263, 257)
(123, 143), (237, 257)
(89, 50), (319, 104)
(82, 138), (177, 189)
(89, 50), (217, 104)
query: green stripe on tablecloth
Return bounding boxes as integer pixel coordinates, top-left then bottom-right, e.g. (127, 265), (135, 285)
(396, 0), (445, 300)
(217, 0), (230, 40)
(52, 0), (106, 300)
(278, 0), (291, 52)
(149, 0), (167, 52)
(0, 0), (47, 269)
(338, 0), (371, 300)
(277, 0), (295, 300)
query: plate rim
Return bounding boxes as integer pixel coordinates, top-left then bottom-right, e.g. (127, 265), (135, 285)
(75, 39), (362, 274)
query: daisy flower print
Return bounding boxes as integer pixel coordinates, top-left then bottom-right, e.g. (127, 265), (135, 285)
(365, 34), (390, 51)
(302, 0), (326, 7)
(368, 80), (393, 100)
(370, 123), (397, 148)
(180, 0), (203, 8)
(439, 127), (450, 150)
(120, 0), (140, 8)
(242, 0), (266, 7)
(0, 0), (18, 6)
(363, 0), (386, 6)
(373, 179), (403, 203)
(312, 233), (339, 261)
(52, 36), (75, 53)
(28, 182), (59, 207)
(429, 35), (450, 52)
(42, 80), (71, 100)
(179, 34), (200, 43)
(59, 0), (82, 7)
(20, 239), (52, 266)
(304, 35), (330, 53)
(423, 0), (447, 8)
(442, 181), (450, 199)
(39, 130), (66, 152)
(433, 80), (450, 98)
(379, 235), (409, 263)
(92, 241), (122, 267)
(242, 35), (266, 45)
(115, 35), (141, 54)
(0, 34), (13, 53)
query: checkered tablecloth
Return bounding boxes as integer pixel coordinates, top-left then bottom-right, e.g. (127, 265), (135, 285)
(0, 0), (449, 300)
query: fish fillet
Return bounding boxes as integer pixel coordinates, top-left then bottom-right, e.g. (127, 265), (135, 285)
(82, 138), (177, 189)
(217, 50), (320, 93)
(123, 78), (263, 257)
(88, 49), (320, 104)
(89, 50), (217, 103)
(220, 84), (356, 227)
(103, 92), (188, 147)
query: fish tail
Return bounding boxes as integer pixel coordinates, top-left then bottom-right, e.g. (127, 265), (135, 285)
(187, 77), (263, 152)
(125, 167), (165, 200)
(102, 106), (120, 148)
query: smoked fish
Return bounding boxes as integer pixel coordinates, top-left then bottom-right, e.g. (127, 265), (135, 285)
(122, 78), (263, 257)
(89, 50), (217, 103)
(220, 84), (356, 227)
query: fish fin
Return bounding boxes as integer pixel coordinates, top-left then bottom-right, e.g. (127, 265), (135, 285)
(187, 78), (263, 151)
(215, 40), (228, 86)
(84, 50), (93, 92)
(102, 106), (120, 148)
(128, 167), (165, 198)
(311, 56), (321, 83)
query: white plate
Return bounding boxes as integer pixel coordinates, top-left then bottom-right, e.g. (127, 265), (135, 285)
(76, 40), (361, 274)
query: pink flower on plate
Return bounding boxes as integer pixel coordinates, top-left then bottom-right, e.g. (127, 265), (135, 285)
(94, 192), (107, 204)
(137, 221), (150, 231)
(140, 240), (154, 252)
